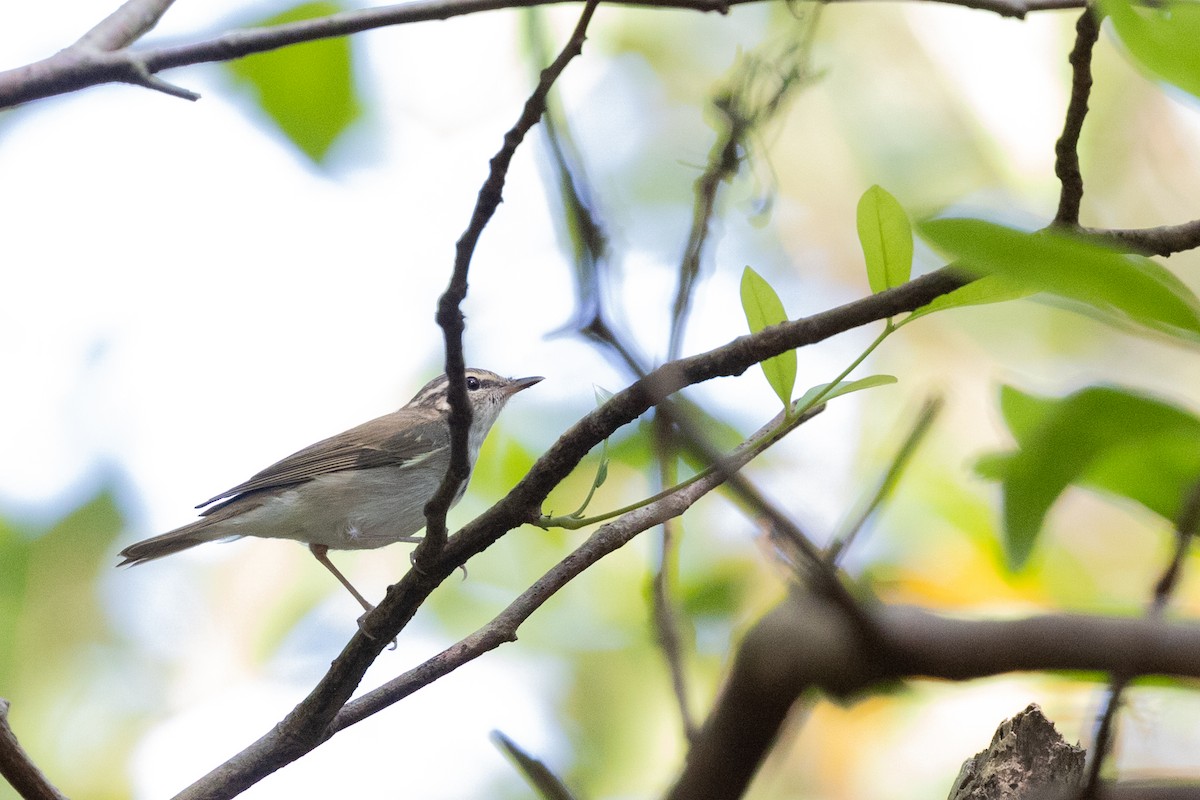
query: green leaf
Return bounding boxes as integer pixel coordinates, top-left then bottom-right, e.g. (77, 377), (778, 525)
(857, 185), (913, 294)
(1101, 0), (1200, 101)
(978, 385), (1200, 570)
(795, 374), (897, 411)
(594, 458), (609, 488)
(740, 266), (797, 410)
(592, 385), (612, 488)
(906, 274), (1032, 323)
(919, 218), (1200, 340)
(226, 2), (362, 164)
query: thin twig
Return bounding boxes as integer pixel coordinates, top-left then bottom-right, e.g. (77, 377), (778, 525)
(652, 516), (698, 740)
(0, 698), (67, 800)
(523, 9), (614, 340)
(415, 0), (602, 567)
(666, 93), (748, 360)
(825, 397), (942, 566)
(1081, 677), (1128, 799)
(652, 414), (698, 741)
(1053, 7), (1101, 228)
(667, 31), (816, 360)
(1081, 479), (1200, 799)
(1152, 479), (1200, 613)
(834, 0), (1083, 17)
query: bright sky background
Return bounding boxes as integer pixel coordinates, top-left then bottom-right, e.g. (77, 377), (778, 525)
(2, 1), (1174, 797)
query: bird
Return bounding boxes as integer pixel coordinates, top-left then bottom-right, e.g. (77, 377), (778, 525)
(117, 368), (542, 611)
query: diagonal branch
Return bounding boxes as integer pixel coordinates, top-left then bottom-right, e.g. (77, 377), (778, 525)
(171, 264), (969, 800)
(667, 595), (1200, 800)
(168, 263), (968, 800)
(329, 403), (825, 733)
(0, 699), (66, 800)
(1080, 478), (1200, 799)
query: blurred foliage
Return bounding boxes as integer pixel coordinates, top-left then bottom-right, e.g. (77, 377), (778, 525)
(919, 219), (1200, 341)
(1101, 0), (1200, 101)
(0, 489), (142, 800)
(978, 385), (1200, 569)
(225, 1), (362, 165)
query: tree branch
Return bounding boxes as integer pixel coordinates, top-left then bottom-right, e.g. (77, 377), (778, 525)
(0, 0), (1087, 110)
(666, 595), (1200, 800)
(329, 403), (825, 733)
(651, 416), (699, 741)
(1089, 219), (1200, 257)
(75, 0), (178, 51)
(0, 698), (67, 800)
(1080, 478), (1200, 799)
(1053, 7), (1100, 227)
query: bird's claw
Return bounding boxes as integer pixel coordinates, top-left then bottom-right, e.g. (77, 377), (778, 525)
(356, 608), (398, 650)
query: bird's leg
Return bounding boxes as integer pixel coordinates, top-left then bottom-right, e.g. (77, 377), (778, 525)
(308, 543), (374, 613)
(308, 543), (398, 648)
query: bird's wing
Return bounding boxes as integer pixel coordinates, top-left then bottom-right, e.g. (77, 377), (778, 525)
(196, 407), (448, 511)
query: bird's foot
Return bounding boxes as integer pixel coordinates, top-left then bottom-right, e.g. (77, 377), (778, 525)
(356, 607), (398, 651)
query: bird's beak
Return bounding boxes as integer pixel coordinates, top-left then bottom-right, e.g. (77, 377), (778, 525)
(507, 376), (543, 395)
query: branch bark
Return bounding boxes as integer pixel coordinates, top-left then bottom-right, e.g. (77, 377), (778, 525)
(1053, 8), (1100, 227)
(0, 699), (67, 800)
(949, 704), (1085, 800)
(666, 595), (1200, 800)
(0, 0), (1087, 110)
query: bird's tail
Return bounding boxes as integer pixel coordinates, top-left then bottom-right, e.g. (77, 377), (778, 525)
(117, 520), (231, 566)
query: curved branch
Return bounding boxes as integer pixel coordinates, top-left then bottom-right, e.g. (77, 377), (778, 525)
(0, 698), (66, 800)
(667, 594), (1200, 800)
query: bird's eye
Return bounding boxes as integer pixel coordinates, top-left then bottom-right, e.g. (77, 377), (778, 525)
(466, 376), (481, 391)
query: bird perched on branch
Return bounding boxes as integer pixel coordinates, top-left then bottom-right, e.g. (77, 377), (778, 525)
(118, 368), (542, 611)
